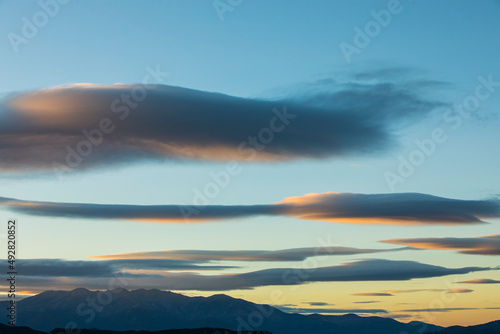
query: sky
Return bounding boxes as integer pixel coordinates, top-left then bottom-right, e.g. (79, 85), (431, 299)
(1, 0), (500, 327)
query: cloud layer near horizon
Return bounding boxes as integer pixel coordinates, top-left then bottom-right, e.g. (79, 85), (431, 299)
(0, 258), (234, 277)
(0, 78), (443, 173)
(457, 278), (500, 284)
(275, 305), (388, 314)
(1, 192), (499, 225)
(0, 259), (490, 291)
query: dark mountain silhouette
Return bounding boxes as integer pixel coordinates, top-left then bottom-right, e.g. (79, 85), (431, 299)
(0, 323), (45, 334)
(428, 320), (500, 334)
(0, 324), (269, 334)
(0, 288), (445, 334)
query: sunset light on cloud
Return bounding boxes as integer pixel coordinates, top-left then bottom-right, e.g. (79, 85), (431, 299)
(1, 192), (499, 225)
(0, 1), (500, 332)
(383, 235), (500, 255)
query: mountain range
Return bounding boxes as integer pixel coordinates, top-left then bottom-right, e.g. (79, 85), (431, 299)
(428, 320), (500, 334)
(0, 288), (494, 334)
(0, 324), (269, 334)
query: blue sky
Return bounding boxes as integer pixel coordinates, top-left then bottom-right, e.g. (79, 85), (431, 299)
(1, 0), (500, 326)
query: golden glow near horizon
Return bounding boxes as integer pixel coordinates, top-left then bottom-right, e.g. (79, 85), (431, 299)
(179, 275), (500, 327)
(0, 256), (498, 327)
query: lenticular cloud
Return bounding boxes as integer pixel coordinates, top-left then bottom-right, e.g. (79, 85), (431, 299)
(1, 192), (498, 225)
(0, 77), (443, 173)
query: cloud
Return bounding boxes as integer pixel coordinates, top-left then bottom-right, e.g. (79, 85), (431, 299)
(399, 308), (477, 313)
(275, 305), (388, 314)
(352, 293), (393, 296)
(382, 235), (500, 255)
(0, 258), (234, 278)
(277, 193), (500, 225)
(385, 289), (445, 294)
(447, 289), (473, 294)
(91, 246), (393, 261)
(353, 301), (381, 304)
(0, 259), (491, 294)
(0, 259), (488, 292)
(2, 192), (499, 225)
(0, 76), (444, 173)
(352, 289), (446, 297)
(306, 302), (335, 306)
(457, 278), (500, 284)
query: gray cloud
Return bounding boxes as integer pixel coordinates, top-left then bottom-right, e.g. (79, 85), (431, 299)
(385, 289), (445, 293)
(352, 289), (448, 298)
(457, 278), (500, 284)
(399, 308), (477, 313)
(0, 259), (490, 292)
(275, 305), (388, 314)
(92, 246), (394, 261)
(447, 289), (473, 294)
(0, 76), (443, 173)
(105, 259), (490, 291)
(1, 192), (499, 225)
(383, 234), (500, 255)
(352, 293), (393, 296)
(306, 302), (335, 306)
(0, 258), (234, 278)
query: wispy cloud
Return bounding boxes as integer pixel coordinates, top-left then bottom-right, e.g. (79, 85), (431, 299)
(399, 308), (477, 313)
(2, 192), (499, 225)
(457, 278), (500, 284)
(447, 289), (473, 294)
(91, 246), (394, 261)
(352, 292), (393, 297)
(385, 289), (445, 294)
(383, 235), (500, 255)
(353, 289), (446, 297)
(305, 302), (335, 306)
(275, 305), (388, 314)
(352, 287), (476, 298)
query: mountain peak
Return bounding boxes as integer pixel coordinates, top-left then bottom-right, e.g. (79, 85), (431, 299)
(208, 293), (233, 299)
(110, 287), (129, 294)
(0, 289), (455, 334)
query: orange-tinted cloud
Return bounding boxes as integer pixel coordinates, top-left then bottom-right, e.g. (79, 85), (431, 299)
(457, 278), (500, 284)
(382, 235), (500, 255)
(352, 292), (393, 296)
(278, 192), (500, 225)
(447, 289), (473, 294)
(385, 289), (444, 294)
(0, 77), (444, 173)
(1, 192), (499, 225)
